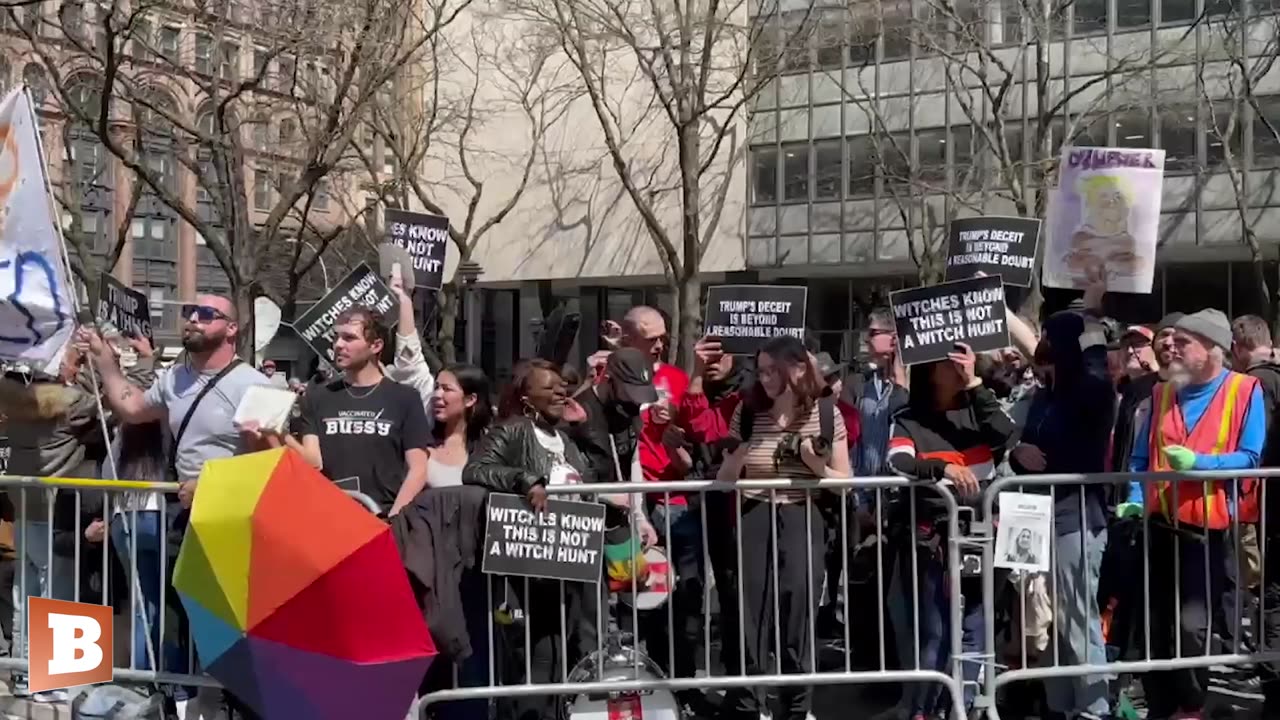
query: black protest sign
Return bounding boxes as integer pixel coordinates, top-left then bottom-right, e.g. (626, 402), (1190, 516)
(384, 208), (449, 291)
(703, 285), (808, 355)
(482, 493), (607, 584)
(96, 273), (153, 342)
(944, 216), (1041, 287)
(294, 263), (399, 362)
(890, 275), (1010, 365)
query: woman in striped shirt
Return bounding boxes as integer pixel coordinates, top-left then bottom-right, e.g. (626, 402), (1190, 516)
(716, 336), (852, 720)
(883, 342), (1015, 720)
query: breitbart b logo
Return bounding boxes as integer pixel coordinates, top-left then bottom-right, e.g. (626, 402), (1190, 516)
(28, 597), (113, 692)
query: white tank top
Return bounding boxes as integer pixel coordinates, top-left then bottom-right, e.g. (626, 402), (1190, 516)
(427, 456), (465, 488)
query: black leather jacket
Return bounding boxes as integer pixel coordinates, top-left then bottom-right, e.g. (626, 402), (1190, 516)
(463, 417), (595, 493)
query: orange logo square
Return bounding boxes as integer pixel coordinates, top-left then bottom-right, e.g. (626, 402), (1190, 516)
(28, 597), (113, 693)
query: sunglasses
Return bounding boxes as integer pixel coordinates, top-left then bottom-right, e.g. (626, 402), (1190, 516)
(181, 304), (231, 323)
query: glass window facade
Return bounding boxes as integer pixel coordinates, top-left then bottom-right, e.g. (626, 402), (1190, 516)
(746, 1), (1280, 270)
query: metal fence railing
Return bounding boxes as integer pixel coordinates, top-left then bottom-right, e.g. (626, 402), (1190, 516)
(0, 475), (382, 695)
(5, 470), (1279, 720)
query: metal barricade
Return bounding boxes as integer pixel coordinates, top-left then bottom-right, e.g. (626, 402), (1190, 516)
(975, 468), (1280, 720)
(0, 474), (382, 694)
(417, 478), (974, 720)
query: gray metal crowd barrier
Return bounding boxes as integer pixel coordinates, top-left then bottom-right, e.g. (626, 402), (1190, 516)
(976, 468), (1280, 720)
(418, 478), (971, 720)
(0, 475), (382, 693)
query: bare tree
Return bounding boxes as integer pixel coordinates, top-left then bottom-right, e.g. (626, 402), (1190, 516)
(827, 0), (1204, 303)
(1198, 7), (1280, 322)
(10, 0), (470, 355)
(353, 19), (575, 362)
(505, 0), (795, 369)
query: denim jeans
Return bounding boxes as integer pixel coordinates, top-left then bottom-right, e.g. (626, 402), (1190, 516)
(11, 521), (76, 666)
(110, 511), (193, 701)
(1045, 526), (1110, 717)
(887, 541), (983, 716)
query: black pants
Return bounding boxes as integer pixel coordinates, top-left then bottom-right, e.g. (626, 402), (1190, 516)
(631, 500), (704, 684)
(706, 492), (743, 676)
(1144, 524), (1227, 717)
(498, 577), (597, 720)
(1260, 526), (1280, 710)
(724, 500), (824, 720)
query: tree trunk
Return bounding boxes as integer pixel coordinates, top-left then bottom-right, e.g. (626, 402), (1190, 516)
(438, 283), (460, 364)
(675, 120), (701, 373)
(234, 286), (256, 362)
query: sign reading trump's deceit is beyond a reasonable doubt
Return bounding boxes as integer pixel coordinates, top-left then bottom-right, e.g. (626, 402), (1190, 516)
(28, 597), (114, 693)
(703, 285), (808, 355)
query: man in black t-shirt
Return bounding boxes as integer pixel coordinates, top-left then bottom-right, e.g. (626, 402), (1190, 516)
(288, 307), (430, 516)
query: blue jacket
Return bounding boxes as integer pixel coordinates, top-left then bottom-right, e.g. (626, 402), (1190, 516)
(1011, 310), (1116, 535)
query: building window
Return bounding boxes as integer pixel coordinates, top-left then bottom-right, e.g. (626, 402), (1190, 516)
(752, 27), (779, 78)
(1162, 0), (1196, 23)
(195, 33), (213, 74)
(157, 26), (179, 63)
(23, 64), (47, 105)
(917, 127), (950, 185)
(254, 47), (270, 78)
(1160, 106), (1198, 173)
(219, 41), (238, 80)
(752, 147), (778, 204)
(1117, 0), (1152, 27)
(1114, 110), (1152, 147)
(252, 118), (268, 148)
(131, 18), (151, 56)
(848, 135), (876, 197)
(279, 118), (297, 144)
(1073, 0), (1106, 34)
(62, 2), (86, 42)
(313, 179), (330, 211)
(277, 56), (295, 91)
(254, 169), (271, 209)
(0, 57), (9, 90)
(148, 287), (165, 319)
(70, 133), (104, 187)
(882, 0), (914, 61)
(814, 140), (842, 200)
(781, 144), (809, 202)
(877, 133), (911, 191)
(815, 14), (844, 70)
(1206, 104), (1240, 167)
(1253, 96), (1280, 168)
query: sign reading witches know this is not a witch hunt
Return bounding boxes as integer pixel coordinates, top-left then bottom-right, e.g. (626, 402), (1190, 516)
(482, 493), (607, 584)
(890, 275), (1011, 365)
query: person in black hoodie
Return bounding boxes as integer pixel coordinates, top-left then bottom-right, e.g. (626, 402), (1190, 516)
(880, 342), (1015, 720)
(1231, 314), (1280, 708)
(1008, 273), (1115, 720)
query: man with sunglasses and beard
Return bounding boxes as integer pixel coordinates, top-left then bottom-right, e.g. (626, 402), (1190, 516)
(79, 294), (271, 720)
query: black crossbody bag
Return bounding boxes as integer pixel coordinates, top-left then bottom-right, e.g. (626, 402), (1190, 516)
(166, 359), (242, 548)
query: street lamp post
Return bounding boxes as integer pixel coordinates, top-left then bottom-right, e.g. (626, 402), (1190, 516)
(457, 260), (483, 364)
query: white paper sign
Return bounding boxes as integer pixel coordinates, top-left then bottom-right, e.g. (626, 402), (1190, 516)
(0, 87), (75, 370)
(994, 491), (1053, 573)
(233, 385), (298, 435)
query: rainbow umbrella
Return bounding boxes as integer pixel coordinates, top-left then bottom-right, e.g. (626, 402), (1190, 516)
(173, 448), (435, 719)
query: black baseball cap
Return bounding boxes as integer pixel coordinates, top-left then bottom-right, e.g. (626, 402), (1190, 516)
(605, 348), (659, 406)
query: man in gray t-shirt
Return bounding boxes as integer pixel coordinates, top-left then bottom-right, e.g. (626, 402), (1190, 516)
(82, 294), (270, 500)
(144, 362), (268, 481)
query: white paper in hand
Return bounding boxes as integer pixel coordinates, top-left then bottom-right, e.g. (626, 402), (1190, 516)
(234, 385), (298, 434)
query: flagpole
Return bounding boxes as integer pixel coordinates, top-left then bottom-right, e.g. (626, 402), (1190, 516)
(21, 83), (161, 675)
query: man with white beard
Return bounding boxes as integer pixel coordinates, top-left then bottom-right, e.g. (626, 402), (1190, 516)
(1128, 308), (1266, 720)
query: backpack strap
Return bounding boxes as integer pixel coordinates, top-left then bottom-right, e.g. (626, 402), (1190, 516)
(738, 402), (755, 445)
(819, 393), (836, 446)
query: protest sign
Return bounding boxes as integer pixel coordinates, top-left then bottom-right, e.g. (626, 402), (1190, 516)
(703, 285), (808, 355)
(96, 272), (153, 342)
(0, 87), (76, 372)
(482, 493), (606, 583)
(294, 263), (399, 362)
(944, 216), (1041, 286)
(384, 208), (449, 291)
(889, 275), (1010, 365)
(1044, 146), (1165, 293)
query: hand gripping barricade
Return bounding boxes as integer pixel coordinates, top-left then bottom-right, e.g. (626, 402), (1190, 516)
(417, 477), (971, 720)
(0, 474), (382, 708)
(971, 468), (1280, 720)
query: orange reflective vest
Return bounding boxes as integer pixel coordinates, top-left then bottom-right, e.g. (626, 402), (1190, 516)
(1146, 372), (1260, 530)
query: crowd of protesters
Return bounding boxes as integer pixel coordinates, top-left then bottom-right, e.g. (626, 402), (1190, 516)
(0, 263), (1277, 720)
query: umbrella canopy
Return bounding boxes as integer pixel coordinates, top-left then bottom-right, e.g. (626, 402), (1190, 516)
(173, 448), (435, 719)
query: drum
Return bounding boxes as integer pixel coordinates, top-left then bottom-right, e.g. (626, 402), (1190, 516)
(564, 646), (681, 720)
(616, 546), (671, 612)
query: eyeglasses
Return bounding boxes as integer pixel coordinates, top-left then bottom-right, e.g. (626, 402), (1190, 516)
(181, 304), (231, 324)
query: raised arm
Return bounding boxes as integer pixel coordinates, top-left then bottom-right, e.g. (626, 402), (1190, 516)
(79, 328), (165, 425)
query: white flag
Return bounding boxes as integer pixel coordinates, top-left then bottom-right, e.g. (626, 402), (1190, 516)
(0, 87), (75, 369)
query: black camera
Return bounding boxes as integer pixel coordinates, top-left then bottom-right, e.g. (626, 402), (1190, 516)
(773, 433), (832, 468)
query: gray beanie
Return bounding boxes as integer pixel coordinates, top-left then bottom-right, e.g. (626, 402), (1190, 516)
(1174, 309), (1233, 351)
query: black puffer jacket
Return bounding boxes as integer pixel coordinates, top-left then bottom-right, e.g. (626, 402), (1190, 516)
(462, 417), (596, 494)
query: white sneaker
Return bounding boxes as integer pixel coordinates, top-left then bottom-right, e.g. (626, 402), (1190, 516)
(180, 690), (230, 720)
